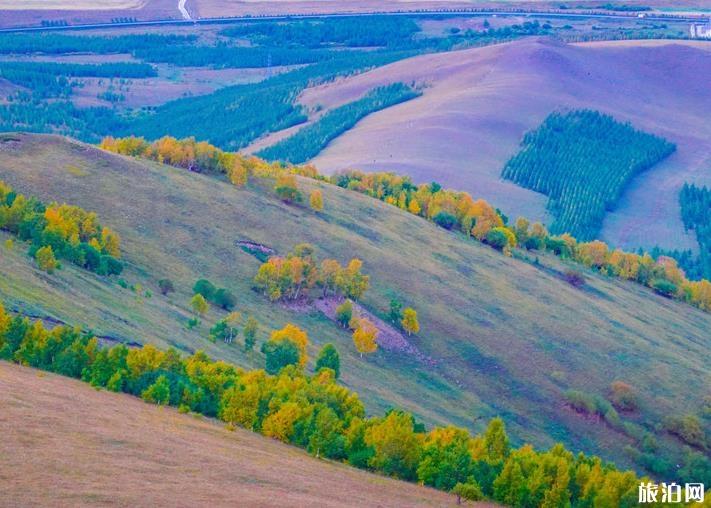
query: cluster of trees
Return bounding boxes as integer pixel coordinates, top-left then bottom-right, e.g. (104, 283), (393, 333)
(193, 279), (237, 311)
(679, 183), (711, 280)
(0, 179), (122, 275)
(0, 302), (671, 506)
(0, 61), (156, 100)
(126, 50), (410, 151)
(0, 98), (123, 143)
(253, 244), (369, 302)
(0, 33), (196, 55)
(219, 16), (421, 48)
(100, 135), (251, 187)
(101, 134), (711, 314)
(132, 45), (329, 69)
(502, 110), (676, 240)
(257, 83), (421, 164)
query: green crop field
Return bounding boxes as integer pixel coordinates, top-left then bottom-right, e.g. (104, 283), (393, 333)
(1, 133), (708, 481)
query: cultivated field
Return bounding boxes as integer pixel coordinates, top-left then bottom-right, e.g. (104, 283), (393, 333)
(1, 133), (709, 473)
(0, 361), (464, 507)
(300, 38), (711, 251)
(0, 0), (144, 9)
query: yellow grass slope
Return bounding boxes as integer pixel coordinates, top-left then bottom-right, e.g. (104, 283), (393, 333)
(0, 361), (468, 507)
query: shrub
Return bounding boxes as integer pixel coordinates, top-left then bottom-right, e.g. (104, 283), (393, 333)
(664, 414), (707, 449)
(485, 227), (512, 251)
(564, 269), (586, 288)
(335, 299), (353, 328)
(609, 381), (639, 411)
(213, 288), (236, 310)
(158, 278), (175, 296)
(433, 211), (458, 230)
(651, 278), (677, 297)
(452, 482), (484, 503)
(193, 279), (217, 300)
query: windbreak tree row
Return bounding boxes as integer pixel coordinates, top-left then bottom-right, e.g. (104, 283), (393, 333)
(257, 83), (421, 164)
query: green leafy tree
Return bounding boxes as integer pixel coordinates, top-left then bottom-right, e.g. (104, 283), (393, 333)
(190, 293), (209, 317)
(335, 299), (353, 328)
(388, 299), (403, 324)
(261, 339), (300, 374)
(141, 374), (170, 405)
(35, 245), (58, 273)
(315, 343), (340, 378)
(193, 279), (217, 300)
(243, 316), (258, 351)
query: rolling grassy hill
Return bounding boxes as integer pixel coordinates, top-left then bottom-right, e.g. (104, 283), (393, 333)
(0, 132), (709, 477)
(301, 38), (711, 252)
(0, 361), (463, 507)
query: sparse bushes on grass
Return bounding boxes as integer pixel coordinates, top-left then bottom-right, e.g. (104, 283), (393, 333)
(102, 136), (711, 314)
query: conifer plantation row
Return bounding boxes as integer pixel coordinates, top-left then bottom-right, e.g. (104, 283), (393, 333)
(680, 183), (711, 279)
(502, 110), (676, 240)
(0, 302), (669, 506)
(257, 83), (421, 164)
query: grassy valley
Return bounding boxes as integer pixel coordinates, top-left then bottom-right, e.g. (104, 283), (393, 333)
(1, 133), (709, 485)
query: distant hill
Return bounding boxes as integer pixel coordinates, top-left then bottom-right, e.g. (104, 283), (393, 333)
(0, 361), (462, 507)
(1, 132), (709, 477)
(300, 38), (711, 252)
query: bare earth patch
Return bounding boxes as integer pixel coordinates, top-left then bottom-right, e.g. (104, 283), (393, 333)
(314, 296), (436, 366)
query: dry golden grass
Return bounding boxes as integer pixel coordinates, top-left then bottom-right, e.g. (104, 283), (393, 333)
(0, 361), (472, 508)
(0, 0), (144, 9)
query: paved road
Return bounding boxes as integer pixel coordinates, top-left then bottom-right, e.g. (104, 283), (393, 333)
(0, 8), (707, 33)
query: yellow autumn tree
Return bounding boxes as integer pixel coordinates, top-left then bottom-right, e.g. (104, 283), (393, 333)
(408, 198), (421, 215)
(35, 245), (58, 273)
(191, 293), (209, 317)
(352, 318), (378, 357)
(227, 161), (248, 187)
(309, 189), (324, 212)
(401, 307), (420, 336)
(269, 323), (309, 367)
(262, 401), (301, 443)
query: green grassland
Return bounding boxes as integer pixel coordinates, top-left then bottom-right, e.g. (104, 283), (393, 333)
(0, 133), (709, 477)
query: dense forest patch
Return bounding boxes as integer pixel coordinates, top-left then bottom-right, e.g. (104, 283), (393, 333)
(258, 83), (421, 163)
(679, 183), (711, 279)
(502, 110), (675, 241)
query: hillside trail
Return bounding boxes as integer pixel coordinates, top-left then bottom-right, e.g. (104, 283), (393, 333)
(178, 0), (191, 20)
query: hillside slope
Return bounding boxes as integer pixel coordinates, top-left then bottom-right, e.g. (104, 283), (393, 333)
(0, 361), (461, 507)
(301, 38), (711, 251)
(0, 133), (709, 473)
